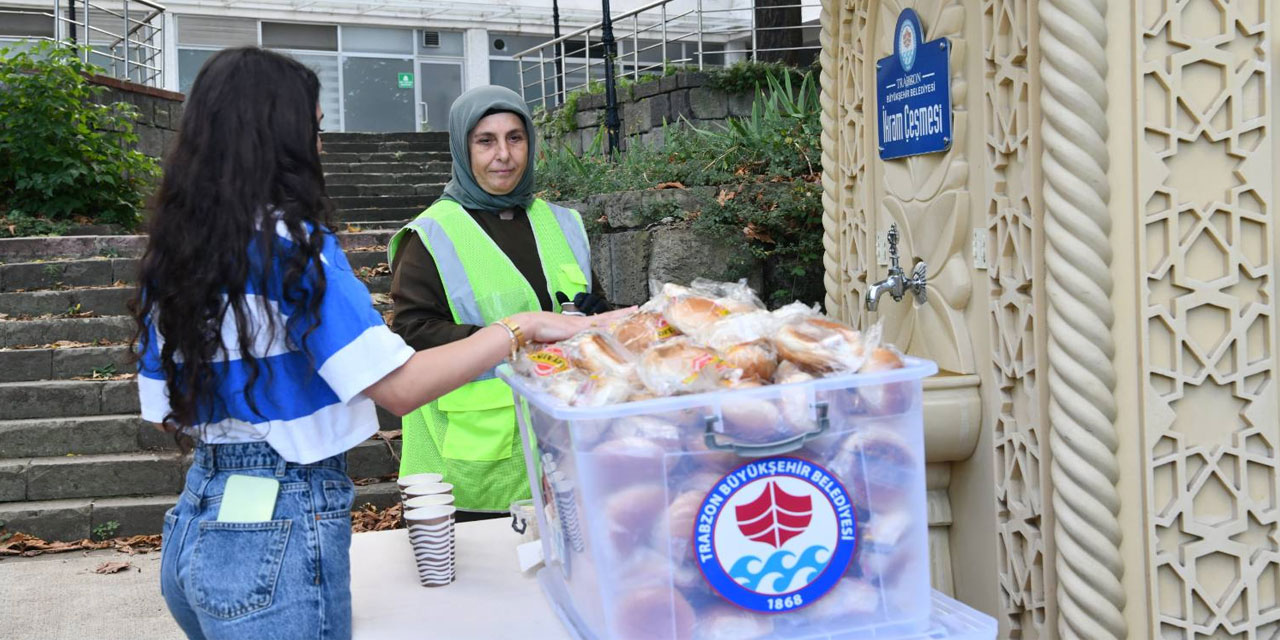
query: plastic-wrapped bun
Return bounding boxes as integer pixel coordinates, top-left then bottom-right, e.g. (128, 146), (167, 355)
(775, 316), (875, 374)
(719, 340), (778, 383)
(664, 296), (733, 336)
(612, 311), (680, 354)
(614, 586), (696, 640)
(692, 605), (774, 640)
(571, 375), (635, 407)
(856, 346), (910, 415)
(513, 343), (576, 380)
(638, 338), (740, 396)
(688, 278), (766, 313)
(561, 331), (637, 380)
(605, 484), (668, 554)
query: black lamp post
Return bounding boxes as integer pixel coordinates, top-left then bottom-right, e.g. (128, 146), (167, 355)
(552, 0), (564, 103)
(599, 0), (621, 157)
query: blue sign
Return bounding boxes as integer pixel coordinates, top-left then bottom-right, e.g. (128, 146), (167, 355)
(877, 9), (952, 160)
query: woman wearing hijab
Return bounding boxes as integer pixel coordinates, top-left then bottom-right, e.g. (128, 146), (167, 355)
(388, 86), (609, 518)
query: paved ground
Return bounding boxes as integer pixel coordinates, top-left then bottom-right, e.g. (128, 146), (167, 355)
(0, 547), (182, 639)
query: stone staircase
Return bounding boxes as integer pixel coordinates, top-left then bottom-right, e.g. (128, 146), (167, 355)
(322, 131), (452, 229)
(0, 230), (406, 541)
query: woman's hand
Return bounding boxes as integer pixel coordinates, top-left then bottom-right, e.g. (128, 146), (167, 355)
(510, 307), (636, 344)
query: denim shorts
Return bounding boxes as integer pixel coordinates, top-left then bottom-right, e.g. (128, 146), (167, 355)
(160, 441), (355, 640)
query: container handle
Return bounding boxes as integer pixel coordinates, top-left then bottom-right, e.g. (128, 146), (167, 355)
(703, 402), (830, 457)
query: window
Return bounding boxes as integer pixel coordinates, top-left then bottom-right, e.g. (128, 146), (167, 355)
(262, 22), (337, 51)
(341, 26), (413, 54)
(416, 30), (462, 57)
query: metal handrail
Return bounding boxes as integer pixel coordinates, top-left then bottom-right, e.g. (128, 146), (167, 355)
(513, 0), (820, 112)
(42, 0), (168, 87)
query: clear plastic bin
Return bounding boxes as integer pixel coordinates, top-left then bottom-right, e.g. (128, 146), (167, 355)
(500, 356), (941, 640)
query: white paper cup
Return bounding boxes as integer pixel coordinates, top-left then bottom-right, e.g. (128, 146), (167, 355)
(405, 505), (456, 587)
(406, 494), (456, 509)
(509, 498), (539, 544)
(403, 482), (453, 500)
(397, 473), (444, 489)
(398, 473), (445, 503)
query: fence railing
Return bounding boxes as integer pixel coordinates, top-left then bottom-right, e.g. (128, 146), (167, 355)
(512, 0), (819, 112)
(0, 0), (166, 87)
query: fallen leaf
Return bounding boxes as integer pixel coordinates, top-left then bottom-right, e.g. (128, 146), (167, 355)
(93, 561), (132, 574)
(653, 181), (686, 190)
(716, 189), (737, 206)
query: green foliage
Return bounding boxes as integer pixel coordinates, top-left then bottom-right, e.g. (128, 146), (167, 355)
(536, 65), (825, 307)
(0, 41), (161, 236)
(706, 60), (809, 95)
(91, 520), (120, 541)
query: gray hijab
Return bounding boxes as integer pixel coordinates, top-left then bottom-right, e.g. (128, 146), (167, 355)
(440, 85), (537, 212)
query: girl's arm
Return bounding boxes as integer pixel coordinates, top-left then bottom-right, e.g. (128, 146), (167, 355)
(363, 309), (631, 415)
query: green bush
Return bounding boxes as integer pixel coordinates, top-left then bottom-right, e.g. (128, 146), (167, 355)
(536, 65), (826, 307)
(0, 41), (160, 236)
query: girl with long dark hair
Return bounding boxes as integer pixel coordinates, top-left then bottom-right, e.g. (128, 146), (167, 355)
(132, 47), (621, 639)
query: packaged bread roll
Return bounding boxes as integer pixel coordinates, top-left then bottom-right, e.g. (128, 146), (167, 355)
(611, 311), (680, 354)
(637, 338), (740, 396)
(775, 316), (875, 374)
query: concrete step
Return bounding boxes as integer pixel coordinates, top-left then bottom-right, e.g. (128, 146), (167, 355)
(0, 480), (400, 540)
(332, 195), (436, 212)
(0, 414), (174, 459)
(0, 379), (138, 420)
(321, 151), (451, 164)
(327, 183), (446, 198)
(0, 438), (399, 505)
(326, 172), (450, 187)
(0, 257), (136, 292)
(1, 249), (387, 293)
(0, 231), (395, 263)
(0, 450), (185, 502)
(335, 208), (422, 224)
(0, 285), (132, 317)
(323, 161), (448, 174)
(322, 131), (449, 144)
(340, 220), (414, 232)
(0, 344), (133, 383)
(0, 316), (134, 349)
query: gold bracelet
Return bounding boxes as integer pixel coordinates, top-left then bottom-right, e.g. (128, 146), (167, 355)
(494, 318), (525, 361)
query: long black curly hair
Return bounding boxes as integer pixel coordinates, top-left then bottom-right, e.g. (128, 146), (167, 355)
(131, 47), (333, 430)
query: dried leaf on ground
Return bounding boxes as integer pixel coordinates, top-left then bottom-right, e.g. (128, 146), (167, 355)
(93, 561), (132, 574)
(351, 503), (404, 533)
(0, 531), (161, 557)
(654, 181), (687, 190)
(716, 189), (737, 206)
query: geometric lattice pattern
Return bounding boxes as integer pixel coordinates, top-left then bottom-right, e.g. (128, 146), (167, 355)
(985, 0), (1046, 636)
(1139, 1), (1280, 637)
(821, 0), (872, 327)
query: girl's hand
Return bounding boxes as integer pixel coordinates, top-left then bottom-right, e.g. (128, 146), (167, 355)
(511, 307), (636, 344)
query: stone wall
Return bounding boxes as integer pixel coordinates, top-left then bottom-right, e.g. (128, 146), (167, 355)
(544, 71), (753, 153)
(562, 186), (765, 307)
(88, 74), (183, 160)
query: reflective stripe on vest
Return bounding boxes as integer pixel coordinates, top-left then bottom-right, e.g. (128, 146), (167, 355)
(546, 202), (592, 294)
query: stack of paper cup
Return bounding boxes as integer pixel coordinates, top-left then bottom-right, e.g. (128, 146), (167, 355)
(403, 482), (453, 503)
(397, 473), (443, 504)
(405, 504), (457, 587)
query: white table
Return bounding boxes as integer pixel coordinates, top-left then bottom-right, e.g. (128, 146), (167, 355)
(350, 519), (571, 639)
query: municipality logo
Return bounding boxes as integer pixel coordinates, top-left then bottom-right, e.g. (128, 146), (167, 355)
(695, 457), (857, 613)
(898, 17), (918, 71)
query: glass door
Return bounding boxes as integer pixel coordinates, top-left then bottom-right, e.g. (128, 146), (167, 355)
(417, 60), (463, 132)
(341, 55), (416, 132)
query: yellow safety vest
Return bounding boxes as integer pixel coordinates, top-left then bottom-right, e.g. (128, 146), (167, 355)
(387, 198), (590, 511)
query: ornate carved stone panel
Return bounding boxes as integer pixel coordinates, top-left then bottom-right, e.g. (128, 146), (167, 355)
(984, 0), (1045, 636)
(1138, 1), (1279, 637)
(821, 0), (872, 326)
(871, 0), (975, 375)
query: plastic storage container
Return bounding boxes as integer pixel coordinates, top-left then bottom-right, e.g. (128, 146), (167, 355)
(501, 356), (942, 640)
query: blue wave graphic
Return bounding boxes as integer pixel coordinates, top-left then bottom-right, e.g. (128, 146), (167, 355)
(728, 545), (831, 593)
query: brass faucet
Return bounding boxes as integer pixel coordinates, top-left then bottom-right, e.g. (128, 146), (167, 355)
(865, 224), (928, 311)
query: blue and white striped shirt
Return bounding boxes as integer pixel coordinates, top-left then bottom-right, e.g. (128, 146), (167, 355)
(137, 223), (414, 463)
